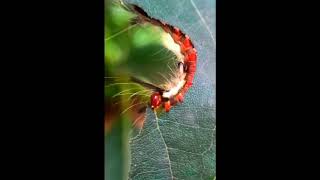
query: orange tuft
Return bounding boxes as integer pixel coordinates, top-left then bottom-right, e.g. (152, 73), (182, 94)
(164, 101), (171, 112)
(176, 93), (184, 103)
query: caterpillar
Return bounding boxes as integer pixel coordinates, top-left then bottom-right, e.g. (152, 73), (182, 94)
(119, 2), (197, 113)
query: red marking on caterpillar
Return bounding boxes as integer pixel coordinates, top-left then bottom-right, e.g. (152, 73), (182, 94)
(150, 92), (162, 109)
(164, 101), (171, 112)
(124, 3), (197, 113)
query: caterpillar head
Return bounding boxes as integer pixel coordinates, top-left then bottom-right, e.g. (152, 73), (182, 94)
(150, 92), (162, 109)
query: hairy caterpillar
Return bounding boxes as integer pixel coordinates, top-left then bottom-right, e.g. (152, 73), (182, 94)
(120, 2), (198, 113)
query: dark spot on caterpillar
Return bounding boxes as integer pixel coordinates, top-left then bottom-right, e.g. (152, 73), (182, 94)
(132, 4), (150, 18)
(162, 97), (170, 102)
(178, 62), (187, 72)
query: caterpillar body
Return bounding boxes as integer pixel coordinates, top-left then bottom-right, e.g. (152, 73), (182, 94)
(121, 3), (197, 113)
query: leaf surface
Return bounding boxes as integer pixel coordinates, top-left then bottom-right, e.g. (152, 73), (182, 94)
(126, 0), (216, 179)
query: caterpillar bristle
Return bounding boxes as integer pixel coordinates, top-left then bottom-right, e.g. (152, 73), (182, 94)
(107, 2), (198, 113)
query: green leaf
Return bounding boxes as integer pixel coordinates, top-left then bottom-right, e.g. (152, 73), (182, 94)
(125, 0), (216, 179)
(105, 119), (131, 180)
(129, 108), (215, 179)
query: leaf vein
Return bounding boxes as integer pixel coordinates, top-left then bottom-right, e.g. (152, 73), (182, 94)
(156, 118), (175, 180)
